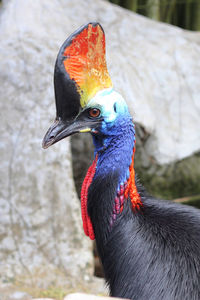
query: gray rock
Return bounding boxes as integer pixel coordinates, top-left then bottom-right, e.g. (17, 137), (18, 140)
(107, 15), (200, 165)
(0, 284), (33, 300)
(8, 291), (31, 300)
(0, 0), (94, 288)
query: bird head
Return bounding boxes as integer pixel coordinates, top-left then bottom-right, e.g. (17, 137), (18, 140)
(42, 22), (130, 149)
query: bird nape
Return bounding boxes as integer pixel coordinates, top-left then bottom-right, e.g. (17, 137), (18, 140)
(42, 22), (200, 300)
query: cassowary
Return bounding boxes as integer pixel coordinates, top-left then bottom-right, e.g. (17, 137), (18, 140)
(43, 23), (200, 300)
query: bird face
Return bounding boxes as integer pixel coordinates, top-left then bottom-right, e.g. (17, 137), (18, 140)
(42, 88), (129, 148)
(88, 88), (128, 124)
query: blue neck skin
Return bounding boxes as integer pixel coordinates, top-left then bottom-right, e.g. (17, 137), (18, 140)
(92, 114), (136, 188)
(88, 113), (136, 245)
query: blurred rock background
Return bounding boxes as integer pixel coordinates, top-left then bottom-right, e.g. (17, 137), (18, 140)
(0, 0), (200, 299)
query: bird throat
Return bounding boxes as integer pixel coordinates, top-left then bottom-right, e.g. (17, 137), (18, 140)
(80, 147), (142, 240)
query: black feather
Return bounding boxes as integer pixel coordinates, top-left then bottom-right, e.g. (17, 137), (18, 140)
(88, 174), (200, 300)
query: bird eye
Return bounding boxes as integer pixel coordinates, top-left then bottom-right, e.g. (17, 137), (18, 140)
(113, 102), (117, 113)
(88, 108), (101, 118)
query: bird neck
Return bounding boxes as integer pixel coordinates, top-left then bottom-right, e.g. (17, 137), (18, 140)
(81, 118), (142, 242)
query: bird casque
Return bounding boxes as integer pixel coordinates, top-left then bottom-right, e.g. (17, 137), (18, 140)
(43, 23), (200, 300)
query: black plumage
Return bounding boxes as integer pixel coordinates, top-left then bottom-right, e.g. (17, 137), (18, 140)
(89, 176), (200, 299)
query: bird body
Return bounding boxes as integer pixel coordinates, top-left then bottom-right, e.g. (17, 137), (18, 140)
(84, 90), (200, 299)
(89, 169), (200, 299)
(43, 22), (200, 300)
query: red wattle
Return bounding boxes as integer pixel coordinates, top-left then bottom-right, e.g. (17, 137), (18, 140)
(81, 155), (98, 240)
(125, 147), (142, 210)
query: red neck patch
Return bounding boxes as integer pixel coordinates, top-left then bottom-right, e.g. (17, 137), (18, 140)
(81, 155), (98, 240)
(125, 147), (142, 211)
(111, 147), (142, 227)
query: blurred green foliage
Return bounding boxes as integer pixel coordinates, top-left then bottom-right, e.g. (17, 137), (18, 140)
(108, 0), (200, 31)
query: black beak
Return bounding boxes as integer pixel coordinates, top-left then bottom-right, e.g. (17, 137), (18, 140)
(42, 116), (101, 149)
(42, 118), (92, 149)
